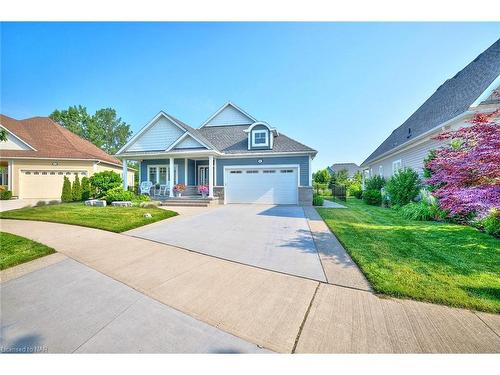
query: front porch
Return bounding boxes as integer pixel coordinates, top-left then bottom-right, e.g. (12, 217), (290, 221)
(119, 151), (222, 201)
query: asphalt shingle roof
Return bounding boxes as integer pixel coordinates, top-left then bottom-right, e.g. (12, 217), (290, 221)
(0, 114), (123, 166)
(362, 38), (500, 166)
(197, 125), (317, 154)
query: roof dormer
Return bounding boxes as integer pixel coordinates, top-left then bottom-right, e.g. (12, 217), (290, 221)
(244, 122), (278, 150)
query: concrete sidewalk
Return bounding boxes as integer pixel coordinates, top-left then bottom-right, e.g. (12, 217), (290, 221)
(1, 258), (268, 353)
(1, 219), (499, 353)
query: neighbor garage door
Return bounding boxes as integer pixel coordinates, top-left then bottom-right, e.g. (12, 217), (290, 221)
(20, 170), (87, 199)
(224, 166), (298, 204)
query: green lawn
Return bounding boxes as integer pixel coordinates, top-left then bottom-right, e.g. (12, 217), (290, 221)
(0, 203), (178, 233)
(0, 232), (56, 270)
(318, 198), (500, 313)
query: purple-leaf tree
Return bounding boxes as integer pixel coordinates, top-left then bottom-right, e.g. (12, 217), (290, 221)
(425, 108), (500, 220)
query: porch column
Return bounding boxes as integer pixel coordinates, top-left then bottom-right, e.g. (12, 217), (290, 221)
(169, 157), (174, 197)
(208, 155), (214, 198)
(7, 160), (12, 191)
(122, 159), (128, 190)
(184, 158), (188, 185)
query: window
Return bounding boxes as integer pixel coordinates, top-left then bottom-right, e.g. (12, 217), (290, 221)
(25, 171), (31, 175)
(246, 170), (259, 174)
(159, 167), (167, 185)
(230, 170), (242, 174)
(148, 166), (158, 184)
(50, 172), (56, 175)
(34, 171), (39, 175)
(80, 172), (87, 176)
(392, 159), (402, 175)
(42, 172), (48, 175)
(263, 170), (276, 174)
(280, 169), (293, 173)
(147, 165), (178, 184)
(58, 172), (64, 175)
(252, 130), (269, 147)
(379, 166), (383, 176)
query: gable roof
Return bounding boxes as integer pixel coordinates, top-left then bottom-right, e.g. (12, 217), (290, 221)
(197, 125), (316, 154)
(117, 111), (218, 154)
(362, 38), (500, 166)
(0, 114), (124, 166)
(200, 102), (257, 127)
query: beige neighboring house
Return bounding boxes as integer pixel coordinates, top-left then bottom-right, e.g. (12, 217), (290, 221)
(0, 114), (134, 200)
(361, 38), (500, 180)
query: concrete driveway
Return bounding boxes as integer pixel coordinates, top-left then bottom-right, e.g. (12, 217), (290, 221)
(0, 258), (267, 353)
(127, 205), (327, 282)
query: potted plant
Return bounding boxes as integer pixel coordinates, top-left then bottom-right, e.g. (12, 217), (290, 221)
(173, 183), (186, 197)
(198, 185), (209, 198)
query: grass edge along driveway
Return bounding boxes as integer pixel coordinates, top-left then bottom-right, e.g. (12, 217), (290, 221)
(0, 232), (56, 270)
(318, 198), (500, 314)
(0, 203), (178, 233)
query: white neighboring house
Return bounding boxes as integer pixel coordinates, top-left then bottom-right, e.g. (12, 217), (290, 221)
(361, 39), (500, 182)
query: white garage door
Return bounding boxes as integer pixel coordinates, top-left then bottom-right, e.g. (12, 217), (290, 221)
(225, 167), (298, 204)
(20, 170), (87, 199)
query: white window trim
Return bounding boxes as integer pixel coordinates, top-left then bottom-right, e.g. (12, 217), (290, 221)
(147, 164), (178, 185)
(379, 165), (383, 176)
(251, 130), (269, 147)
(392, 159), (402, 175)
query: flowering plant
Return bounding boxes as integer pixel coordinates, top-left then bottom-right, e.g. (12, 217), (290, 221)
(198, 185), (209, 194)
(425, 108), (500, 220)
(173, 183), (186, 193)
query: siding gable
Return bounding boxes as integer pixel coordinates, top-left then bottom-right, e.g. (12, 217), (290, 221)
(204, 103), (255, 126)
(127, 116), (185, 152)
(173, 134), (206, 149)
(0, 131), (33, 151)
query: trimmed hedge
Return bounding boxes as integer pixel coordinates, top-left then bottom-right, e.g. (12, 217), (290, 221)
(363, 189), (382, 206)
(0, 190), (12, 200)
(312, 195), (324, 206)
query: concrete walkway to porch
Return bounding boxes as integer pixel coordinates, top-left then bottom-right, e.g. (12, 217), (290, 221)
(1, 219), (499, 353)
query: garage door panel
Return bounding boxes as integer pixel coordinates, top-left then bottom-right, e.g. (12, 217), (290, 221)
(225, 167), (298, 205)
(20, 170), (86, 199)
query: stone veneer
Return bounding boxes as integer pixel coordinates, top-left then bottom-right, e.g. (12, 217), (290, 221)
(298, 187), (313, 206)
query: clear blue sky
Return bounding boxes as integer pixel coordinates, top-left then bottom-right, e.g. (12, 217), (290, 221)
(1, 22), (499, 171)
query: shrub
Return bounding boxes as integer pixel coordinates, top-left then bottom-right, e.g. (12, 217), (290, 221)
(89, 171), (122, 198)
(61, 176), (73, 202)
(104, 186), (136, 204)
(385, 168), (421, 206)
(363, 189), (382, 206)
(475, 209), (500, 237)
(312, 194), (324, 206)
(35, 200), (47, 207)
(352, 189), (363, 199)
(313, 182), (329, 195)
(398, 201), (447, 221)
(71, 174), (82, 201)
(81, 176), (91, 200)
(48, 200), (60, 205)
(365, 175), (386, 191)
(0, 190), (12, 200)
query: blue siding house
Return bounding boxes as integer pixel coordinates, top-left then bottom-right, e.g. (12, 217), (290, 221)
(116, 102), (317, 205)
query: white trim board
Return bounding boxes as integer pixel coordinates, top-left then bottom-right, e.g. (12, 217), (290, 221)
(200, 102), (257, 128)
(0, 124), (37, 151)
(117, 110), (201, 154)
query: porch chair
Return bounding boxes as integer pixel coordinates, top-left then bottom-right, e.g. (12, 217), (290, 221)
(140, 181), (153, 196)
(159, 184), (169, 197)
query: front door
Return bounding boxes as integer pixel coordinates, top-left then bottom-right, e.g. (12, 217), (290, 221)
(198, 166), (209, 185)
